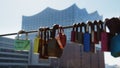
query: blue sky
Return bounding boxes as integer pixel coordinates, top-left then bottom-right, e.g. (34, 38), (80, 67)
(0, 0), (120, 66)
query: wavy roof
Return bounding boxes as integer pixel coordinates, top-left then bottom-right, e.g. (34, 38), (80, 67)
(23, 4), (101, 18)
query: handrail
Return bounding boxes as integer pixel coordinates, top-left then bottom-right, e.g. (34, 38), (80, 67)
(0, 25), (73, 36)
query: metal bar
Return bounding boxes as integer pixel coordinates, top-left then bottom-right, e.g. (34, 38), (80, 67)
(0, 33), (17, 36)
(0, 30), (37, 36)
(0, 25), (74, 36)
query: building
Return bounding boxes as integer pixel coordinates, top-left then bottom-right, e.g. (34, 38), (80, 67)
(21, 4), (104, 68)
(0, 37), (105, 68)
(0, 37), (15, 49)
(0, 37), (30, 67)
(22, 4), (102, 40)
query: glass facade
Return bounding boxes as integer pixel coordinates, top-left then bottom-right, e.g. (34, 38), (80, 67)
(22, 4), (103, 41)
(0, 37), (14, 48)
